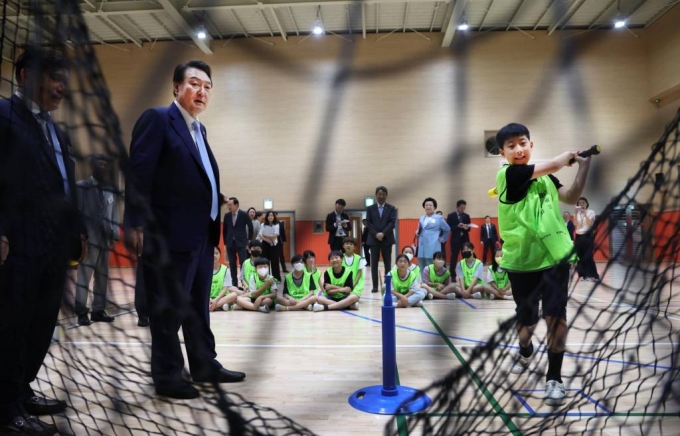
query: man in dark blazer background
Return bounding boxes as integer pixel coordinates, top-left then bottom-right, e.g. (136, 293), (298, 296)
(124, 60), (245, 400)
(326, 199), (350, 252)
(223, 197), (253, 286)
(366, 186), (397, 293)
(480, 215), (498, 264)
(0, 46), (87, 435)
(447, 199), (471, 264)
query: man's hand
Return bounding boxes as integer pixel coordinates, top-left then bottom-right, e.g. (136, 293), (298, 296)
(0, 235), (8, 265)
(79, 235), (88, 262)
(376, 232), (384, 241)
(125, 227), (144, 257)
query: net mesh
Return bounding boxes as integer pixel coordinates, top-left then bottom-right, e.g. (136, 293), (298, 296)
(1, 1), (679, 435)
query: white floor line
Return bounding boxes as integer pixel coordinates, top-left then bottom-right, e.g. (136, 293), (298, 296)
(571, 293), (680, 322)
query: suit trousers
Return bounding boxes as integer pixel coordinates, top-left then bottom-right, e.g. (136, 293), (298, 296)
(226, 245), (248, 287)
(482, 240), (495, 264)
(262, 241), (281, 282)
(370, 243), (393, 291)
(142, 237), (220, 384)
(329, 236), (344, 253)
(75, 243), (110, 315)
(0, 252), (68, 421)
(134, 264), (148, 319)
(575, 232), (600, 279)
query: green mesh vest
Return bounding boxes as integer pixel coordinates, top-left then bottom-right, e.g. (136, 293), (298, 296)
(210, 264), (228, 299)
(428, 266), (451, 284)
(391, 268), (419, 295)
(324, 267), (353, 298)
(242, 259), (256, 284)
(460, 258), (482, 288)
(285, 272), (312, 300)
(496, 165), (575, 271)
(253, 274), (273, 296)
(490, 268), (509, 289)
(342, 253), (365, 296)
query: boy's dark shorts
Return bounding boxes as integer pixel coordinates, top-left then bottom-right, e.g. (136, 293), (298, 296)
(507, 263), (570, 326)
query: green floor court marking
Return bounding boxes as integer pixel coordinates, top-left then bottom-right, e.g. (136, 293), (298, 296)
(422, 306), (522, 436)
(395, 366), (409, 436)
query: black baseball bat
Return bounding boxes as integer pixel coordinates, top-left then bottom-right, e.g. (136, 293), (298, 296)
(569, 144), (601, 164)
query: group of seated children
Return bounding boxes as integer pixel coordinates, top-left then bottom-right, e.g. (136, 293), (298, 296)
(209, 238), (512, 314)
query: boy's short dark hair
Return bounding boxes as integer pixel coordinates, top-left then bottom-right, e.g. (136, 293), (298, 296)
(496, 123), (530, 147)
(395, 254), (409, 263)
(253, 258), (270, 268)
(432, 251), (445, 260)
(335, 199), (346, 206)
(462, 242), (475, 251)
(422, 197), (437, 209)
(456, 199), (467, 207)
(328, 250), (343, 261)
(172, 60), (212, 96)
(375, 186), (388, 195)
(303, 250), (316, 261)
(15, 45), (69, 82)
(342, 236), (356, 245)
(290, 254), (303, 265)
(248, 240), (263, 249)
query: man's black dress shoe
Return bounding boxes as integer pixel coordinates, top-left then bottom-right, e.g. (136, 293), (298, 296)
(193, 368), (246, 383)
(155, 380), (200, 399)
(371, 289), (378, 293)
(77, 315), (91, 326)
(90, 311), (114, 322)
(23, 396), (66, 416)
(0, 414), (57, 435)
(137, 317), (150, 327)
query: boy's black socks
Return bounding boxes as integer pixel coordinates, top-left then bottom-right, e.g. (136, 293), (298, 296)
(547, 350), (564, 383)
(519, 343), (534, 358)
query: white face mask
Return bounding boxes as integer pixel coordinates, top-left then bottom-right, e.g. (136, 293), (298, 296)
(293, 263), (305, 272)
(257, 267), (269, 276)
(405, 253), (414, 261)
(434, 260), (445, 268)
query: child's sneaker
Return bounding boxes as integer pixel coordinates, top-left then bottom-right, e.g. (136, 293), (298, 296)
(503, 295), (514, 300)
(349, 302), (359, 310)
(313, 303), (324, 312)
(545, 380), (566, 406)
(446, 293), (456, 300)
(489, 294), (495, 300)
(257, 306), (270, 314)
(304, 303), (314, 311)
(510, 345), (535, 374)
(472, 292), (482, 299)
(275, 304), (286, 312)
(426, 293), (434, 300)
(413, 301), (423, 307)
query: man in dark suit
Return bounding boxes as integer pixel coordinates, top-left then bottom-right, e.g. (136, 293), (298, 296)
(75, 155), (119, 326)
(223, 197), (253, 286)
(366, 186), (397, 293)
(447, 199), (471, 264)
(480, 215), (499, 264)
(277, 220), (288, 272)
(0, 46), (87, 435)
(124, 60), (245, 400)
(326, 199), (350, 252)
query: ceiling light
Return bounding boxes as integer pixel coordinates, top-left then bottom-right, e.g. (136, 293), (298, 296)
(197, 30), (207, 39)
(458, 21), (469, 31)
(614, 19), (626, 28)
(312, 24), (323, 35)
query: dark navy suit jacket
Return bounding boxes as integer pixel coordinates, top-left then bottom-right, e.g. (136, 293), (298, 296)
(0, 94), (82, 258)
(124, 103), (221, 251)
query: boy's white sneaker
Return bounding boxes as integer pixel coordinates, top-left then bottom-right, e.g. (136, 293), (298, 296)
(511, 345), (535, 374)
(472, 292), (482, 299)
(257, 306), (270, 314)
(426, 293), (434, 300)
(313, 303), (324, 312)
(446, 293), (456, 300)
(349, 302), (359, 310)
(545, 380), (566, 406)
